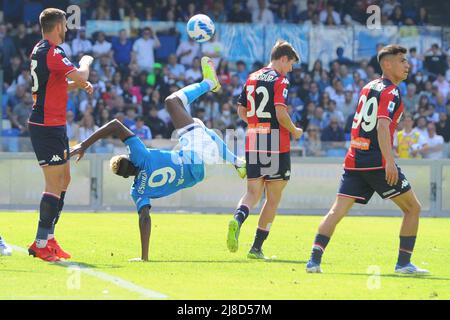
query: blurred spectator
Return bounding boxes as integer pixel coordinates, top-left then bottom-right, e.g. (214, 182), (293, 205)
(432, 74), (449, 100)
(321, 117), (346, 157)
(201, 33), (224, 68)
(0, 24), (17, 68)
(217, 59), (231, 86)
(319, 2), (341, 25)
(176, 37), (200, 67)
(167, 53), (186, 85)
(131, 116), (152, 142)
(403, 83), (420, 113)
(10, 92), (32, 136)
(123, 107), (138, 129)
(185, 57), (202, 83)
(252, 0), (274, 24)
(413, 116), (429, 137)
(216, 102), (237, 132)
(66, 111), (80, 144)
(424, 44), (447, 77)
(324, 100), (345, 127)
(78, 114), (99, 144)
(309, 106), (327, 130)
(298, 0), (316, 23)
(394, 113), (427, 158)
(436, 112), (450, 157)
(421, 122), (444, 159)
(132, 27), (161, 72)
(408, 47), (423, 75)
(304, 124), (324, 157)
(92, 32), (112, 58)
(144, 106), (167, 139)
(369, 43), (384, 76)
(112, 29), (133, 70)
(72, 28), (93, 57)
(3, 55), (22, 87)
(228, 2), (252, 23)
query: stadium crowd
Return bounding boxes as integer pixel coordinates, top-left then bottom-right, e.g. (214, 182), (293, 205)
(1, 0), (449, 158)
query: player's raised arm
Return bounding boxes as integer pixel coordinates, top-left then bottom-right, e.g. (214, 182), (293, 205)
(70, 119), (134, 161)
(66, 55), (94, 93)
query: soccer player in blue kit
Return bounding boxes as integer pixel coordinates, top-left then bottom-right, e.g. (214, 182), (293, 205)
(71, 57), (245, 261)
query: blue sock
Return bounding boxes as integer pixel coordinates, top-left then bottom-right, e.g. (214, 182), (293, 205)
(178, 80), (213, 106)
(204, 127), (239, 165)
(310, 234), (330, 264)
(397, 236), (416, 266)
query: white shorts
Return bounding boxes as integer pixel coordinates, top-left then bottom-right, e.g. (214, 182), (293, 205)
(176, 119), (221, 165)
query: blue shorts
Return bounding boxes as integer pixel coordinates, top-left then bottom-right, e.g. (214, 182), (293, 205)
(337, 167), (411, 204)
(29, 124), (69, 166)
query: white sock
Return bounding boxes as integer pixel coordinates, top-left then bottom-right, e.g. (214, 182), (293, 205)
(36, 239), (48, 248)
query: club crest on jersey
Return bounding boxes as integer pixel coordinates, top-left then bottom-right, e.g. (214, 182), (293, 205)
(389, 88), (399, 97)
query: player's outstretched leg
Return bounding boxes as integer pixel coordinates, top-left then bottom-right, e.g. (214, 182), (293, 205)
(203, 126), (246, 178)
(306, 196), (354, 273)
(391, 190), (429, 275)
(228, 179), (265, 253)
(164, 56), (220, 130)
(0, 235), (13, 256)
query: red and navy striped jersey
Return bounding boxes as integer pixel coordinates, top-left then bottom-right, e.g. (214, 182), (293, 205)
(28, 40), (76, 126)
(238, 67), (290, 153)
(344, 78), (404, 170)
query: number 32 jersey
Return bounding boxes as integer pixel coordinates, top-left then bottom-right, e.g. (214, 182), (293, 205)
(238, 67), (290, 153)
(344, 78), (404, 170)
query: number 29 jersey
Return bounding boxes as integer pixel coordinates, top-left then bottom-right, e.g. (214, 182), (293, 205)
(344, 78), (404, 170)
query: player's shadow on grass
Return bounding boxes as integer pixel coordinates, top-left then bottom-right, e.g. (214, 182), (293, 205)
(328, 272), (450, 281)
(148, 259), (307, 264)
(51, 260), (123, 270)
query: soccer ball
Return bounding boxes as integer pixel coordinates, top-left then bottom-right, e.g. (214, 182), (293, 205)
(186, 14), (215, 43)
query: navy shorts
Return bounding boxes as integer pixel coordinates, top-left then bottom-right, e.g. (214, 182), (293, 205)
(29, 124), (70, 166)
(246, 151), (291, 181)
(337, 167), (411, 204)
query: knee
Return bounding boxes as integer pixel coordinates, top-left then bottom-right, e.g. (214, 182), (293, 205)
(139, 211), (151, 223)
(164, 94), (177, 110)
(404, 201), (422, 216)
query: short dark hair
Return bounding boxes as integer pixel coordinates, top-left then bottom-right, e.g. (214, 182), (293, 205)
(270, 39), (300, 63)
(39, 8), (66, 33)
(377, 44), (407, 63)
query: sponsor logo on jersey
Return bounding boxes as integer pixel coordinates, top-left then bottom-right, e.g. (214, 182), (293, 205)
(176, 178), (185, 186)
(251, 73), (276, 82)
(138, 171), (148, 194)
(50, 155), (62, 162)
(248, 123), (271, 134)
(281, 78), (290, 85)
(350, 137), (371, 150)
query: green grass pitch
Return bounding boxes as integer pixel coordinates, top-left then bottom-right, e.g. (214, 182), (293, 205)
(0, 211), (449, 299)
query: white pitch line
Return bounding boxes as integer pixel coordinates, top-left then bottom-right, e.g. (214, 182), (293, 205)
(10, 245), (168, 299)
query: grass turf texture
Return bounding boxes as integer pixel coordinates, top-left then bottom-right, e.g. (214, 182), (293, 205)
(0, 212), (449, 300)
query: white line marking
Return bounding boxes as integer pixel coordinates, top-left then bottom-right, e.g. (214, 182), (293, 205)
(10, 245), (168, 299)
